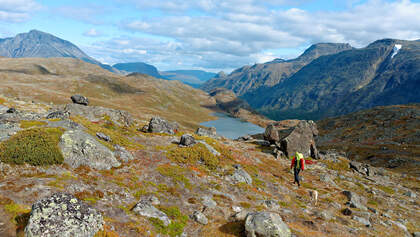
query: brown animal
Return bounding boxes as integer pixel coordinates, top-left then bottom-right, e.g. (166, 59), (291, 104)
(308, 190), (318, 205)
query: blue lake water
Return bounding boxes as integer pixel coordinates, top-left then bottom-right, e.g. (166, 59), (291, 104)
(200, 113), (265, 139)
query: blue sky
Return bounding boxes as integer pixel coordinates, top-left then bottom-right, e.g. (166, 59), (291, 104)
(1, 0), (419, 72)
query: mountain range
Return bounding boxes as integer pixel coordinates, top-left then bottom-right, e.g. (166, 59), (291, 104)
(203, 39), (420, 120)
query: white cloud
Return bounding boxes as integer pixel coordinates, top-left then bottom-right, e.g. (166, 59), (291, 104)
(0, 0), (40, 22)
(83, 28), (103, 37)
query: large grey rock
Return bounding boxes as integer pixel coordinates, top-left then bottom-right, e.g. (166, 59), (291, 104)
(342, 191), (367, 211)
(264, 120), (319, 159)
(0, 122), (20, 141)
(46, 111), (69, 120)
(349, 161), (377, 176)
(59, 130), (121, 170)
(25, 193), (103, 237)
(63, 104), (132, 126)
(191, 211), (208, 225)
(228, 165), (252, 185)
(352, 216), (371, 227)
(180, 134), (196, 146)
(132, 199), (170, 226)
(147, 116), (178, 134)
(201, 196), (217, 209)
(196, 127), (217, 138)
(245, 212), (291, 237)
(71, 95), (89, 106)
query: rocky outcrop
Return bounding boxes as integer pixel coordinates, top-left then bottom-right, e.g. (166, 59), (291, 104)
(132, 198), (170, 226)
(245, 212), (291, 237)
(147, 117), (178, 135)
(71, 95), (89, 106)
(342, 190), (367, 211)
(191, 211), (208, 225)
(46, 111), (69, 120)
(25, 193), (103, 237)
(180, 134), (196, 146)
(196, 127), (217, 138)
(113, 145), (134, 162)
(63, 104), (133, 126)
(59, 130), (121, 170)
(264, 120), (319, 159)
(227, 164), (252, 185)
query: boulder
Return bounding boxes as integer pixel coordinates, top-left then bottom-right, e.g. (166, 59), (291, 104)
(6, 107), (16, 113)
(0, 122), (20, 142)
(59, 130), (121, 170)
(352, 216), (371, 227)
(245, 212), (291, 237)
(264, 120), (319, 159)
(342, 208), (352, 216)
(46, 111), (69, 120)
(113, 145), (134, 162)
(180, 134), (196, 146)
(349, 161), (376, 176)
(191, 211), (208, 225)
(201, 196), (217, 209)
(63, 104), (133, 126)
(196, 127), (217, 138)
(403, 190), (417, 198)
(25, 193), (103, 237)
(228, 165), (252, 185)
(71, 95), (89, 106)
(342, 191), (367, 211)
(147, 117), (178, 134)
(132, 199), (170, 226)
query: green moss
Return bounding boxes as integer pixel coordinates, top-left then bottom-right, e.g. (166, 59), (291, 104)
(156, 164), (192, 189)
(166, 143), (219, 171)
(20, 120), (47, 128)
(4, 202), (31, 225)
(149, 206), (188, 237)
(0, 127), (64, 166)
(239, 202), (252, 209)
(378, 185), (395, 195)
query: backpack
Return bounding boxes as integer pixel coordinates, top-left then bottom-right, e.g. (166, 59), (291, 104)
(294, 152), (303, 169)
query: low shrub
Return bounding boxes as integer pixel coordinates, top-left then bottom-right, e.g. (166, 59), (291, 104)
(0, 127), (64, 166)
(20, 120), (47, 129)
(149, 206), (188, 237)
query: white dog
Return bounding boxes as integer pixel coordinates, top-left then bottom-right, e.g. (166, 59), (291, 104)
(309, 190), (318, 205)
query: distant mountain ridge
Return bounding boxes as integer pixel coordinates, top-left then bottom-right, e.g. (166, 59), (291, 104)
(201, 43), (353, 95)
(160, 70), (216, 88)
(0, 30), (116, 72)
(244, 39), (420, 120)
(113, 62), (163, 78)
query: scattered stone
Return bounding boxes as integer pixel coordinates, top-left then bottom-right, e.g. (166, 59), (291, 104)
(349, 161), (376, 176)
(201, 196), (217, 209)
(148, 117), (178, 134)
(245, 212), (291, 237)
(71, 95), (89, 106)
(196, 127), (217, 138)
(113, 145), (134, 162)
(342, 208), (352, 216)
(403, 190), (417, 198)
(258, 200), (280, 210)
(191, 211), (208, 225)
(96, 132), (111, 142)
(352, 216), (371, 227)
(59, 130), (121, 170)
(180, 134), (196, 146)
(197, 140), (221, 156)
(233, 210), (249, 221)
(228, 165), (252, 185)
(232, 206), (242, 213)
(342, 191), (367, 211)
(0, 105), (9, 114)
(63, 104), (133, 126)
(132, 199), (170, 226)
(319, 174), (336, 186)
(46, 111), (69, 120)
(6, 107), (16, 113)
(367, 207), (377, 214)
(24, 193), (103, 237)
(0, 122), (20, 141)
(140, 125), (149, 132)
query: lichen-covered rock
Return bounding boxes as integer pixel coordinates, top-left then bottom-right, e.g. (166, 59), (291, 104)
(59, 130), (121, 170)
(196, 127), (217, 138)
(180, 134), (196, 146)
(192, 211), (208, 225)
(46, 111), (69, 120)
(0, 122), (20, 141)
(63, 104), (133, 126)
(71, 95), (89, 106)
(25, 193), (103, 237)
(96, 132), (111, 142)
(245, 212), (291, 237)
(113, 144), (134, 162)
(342, 190), (367, 211)
(132, 199), (170, 226)
(228, 165), (252, 185)
(264, 120), (319, 159)
(147, 116), (178, 134)
(201, 196), (217, 209)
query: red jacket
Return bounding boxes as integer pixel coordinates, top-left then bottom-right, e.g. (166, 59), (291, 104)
(290, 157), (305, 170)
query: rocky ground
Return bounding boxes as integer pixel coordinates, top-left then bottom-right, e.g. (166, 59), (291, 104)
(0, 96), (419, 237)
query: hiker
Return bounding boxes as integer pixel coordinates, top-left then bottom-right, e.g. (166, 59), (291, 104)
(290, 152), (305, 187)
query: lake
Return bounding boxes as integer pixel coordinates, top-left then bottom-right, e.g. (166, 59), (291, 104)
(200, 113), (265, 139)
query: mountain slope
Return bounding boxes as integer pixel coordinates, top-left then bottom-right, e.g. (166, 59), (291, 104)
(113, 62), (163, 78)
(245, 39), (420, 120)
(160, 70), (216, 88)
(0, 30), (116, 72)
(201, 43), (352, 95)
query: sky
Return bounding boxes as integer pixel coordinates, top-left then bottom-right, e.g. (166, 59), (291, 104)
(0, 0), (419, 72)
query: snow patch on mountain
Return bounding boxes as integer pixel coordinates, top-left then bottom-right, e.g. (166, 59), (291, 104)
(391, 44), (402, 58)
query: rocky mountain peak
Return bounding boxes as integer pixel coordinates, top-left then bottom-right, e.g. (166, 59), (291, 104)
(297, 42), (353, 62)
